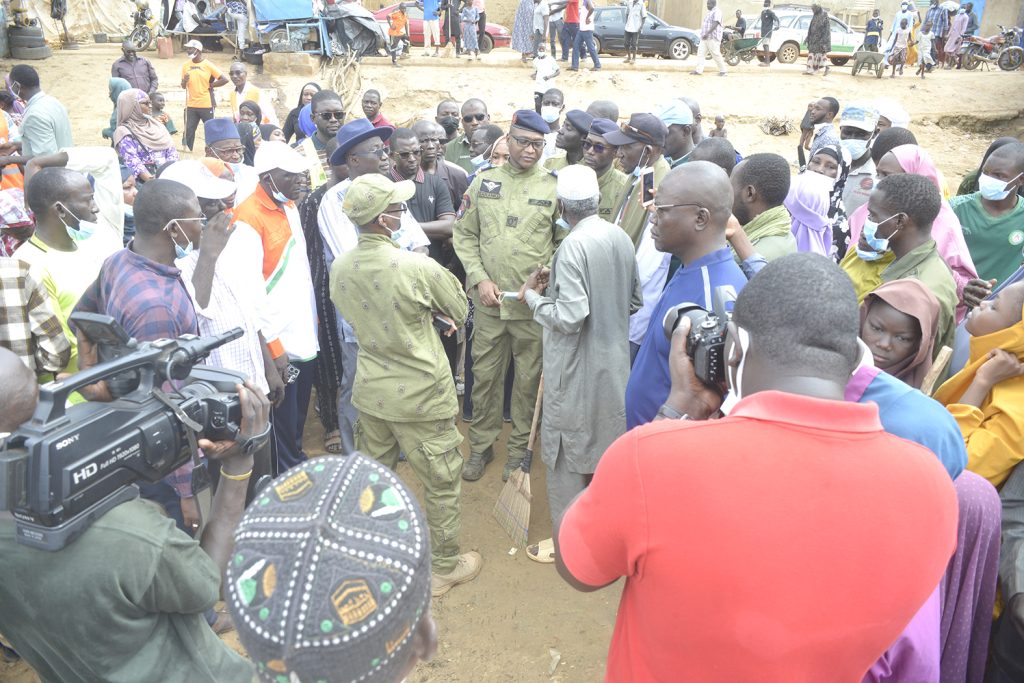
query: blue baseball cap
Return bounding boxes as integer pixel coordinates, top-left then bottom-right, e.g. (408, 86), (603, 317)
(509, 109), (550, 135)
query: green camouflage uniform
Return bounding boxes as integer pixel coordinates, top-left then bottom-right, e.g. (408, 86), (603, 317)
(453, 161), (563, 475)
(330, 233), (469, 573)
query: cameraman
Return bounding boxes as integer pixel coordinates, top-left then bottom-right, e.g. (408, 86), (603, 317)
(0, 346), (269, 682)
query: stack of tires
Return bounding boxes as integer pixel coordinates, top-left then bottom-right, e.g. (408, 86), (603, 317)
(9, 25), (52, 60)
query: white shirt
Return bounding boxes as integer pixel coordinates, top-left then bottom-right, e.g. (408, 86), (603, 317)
(534, 53), (559, 92)
(177, 224), (270, 393)
(182, 1), (200, 31)
(579, 0), (595, 31)
(628, 218), (670, 345)
(624, 0), (646, 32)
(63, 146), (126, 241)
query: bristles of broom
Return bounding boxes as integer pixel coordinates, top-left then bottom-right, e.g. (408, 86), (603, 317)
(492, 377), (543, 548)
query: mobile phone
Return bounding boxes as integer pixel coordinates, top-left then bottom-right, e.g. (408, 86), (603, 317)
(432, 314), (457, 334)
(640, 167), (655, 207)
(285, 364), (301, 385)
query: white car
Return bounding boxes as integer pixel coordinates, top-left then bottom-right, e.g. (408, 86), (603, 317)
(747, 7), (865, 65)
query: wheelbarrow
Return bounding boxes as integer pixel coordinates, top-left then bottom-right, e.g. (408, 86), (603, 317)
(851, 50), (885, 78)
(723, 36), (761, 66)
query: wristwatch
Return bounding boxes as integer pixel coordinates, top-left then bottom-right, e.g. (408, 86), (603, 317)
(238, 422), (272, 456)
(656, 402), (690, 420)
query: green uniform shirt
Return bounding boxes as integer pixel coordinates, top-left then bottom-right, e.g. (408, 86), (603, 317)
(881, 239), (958, 354)
(950, 192), (1024, 285)
(453, 161), (563, 320)
(597, 166), (630, 223)
(330, 234), (469, 422)
(615, 156), (670, 248)
(444, 136), (475, 174)
(544, 154), (570, 171)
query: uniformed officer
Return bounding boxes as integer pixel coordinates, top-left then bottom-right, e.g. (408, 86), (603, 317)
(329, 173), (481, 598)
(582, 118), (630, 223)
(606, 113), (670, 248)
(453, 109), (563, 482)
(544, 109), (593, 172)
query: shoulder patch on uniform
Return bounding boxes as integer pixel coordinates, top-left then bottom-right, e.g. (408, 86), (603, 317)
(528, 198), (552, 207)
(479, 180), (502, 199)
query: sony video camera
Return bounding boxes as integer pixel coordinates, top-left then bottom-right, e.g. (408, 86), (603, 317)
(662, 285), (738, 388)
(0, 313), (247, 551)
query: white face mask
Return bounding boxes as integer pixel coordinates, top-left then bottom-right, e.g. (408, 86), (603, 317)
(724, 325), (751, 404)
(978, 172), (1021, 201)
(540, 105), (560, 124)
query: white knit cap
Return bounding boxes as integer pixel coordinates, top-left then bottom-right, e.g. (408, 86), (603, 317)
(875, 98), (910, 129)
(556, 165), (599, 202)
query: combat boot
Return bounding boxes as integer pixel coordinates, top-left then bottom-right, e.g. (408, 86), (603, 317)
(502, 456), (524, 482)
(461, 448), (493, 481)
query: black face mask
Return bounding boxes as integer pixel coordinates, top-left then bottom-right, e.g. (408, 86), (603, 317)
(439, 116), (460, 137)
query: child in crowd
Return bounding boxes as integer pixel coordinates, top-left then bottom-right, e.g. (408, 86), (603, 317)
(150, 92), (178, 136)
(933, 282), (1024, 487)
(531, 42), (558, 111)
(460, 0), (480, 60)
(916, 22), (935, 78)
(860, 279), (941, 390)
(709, 114), (727, 139)
(865, 9), (883, 51)
(890, 17), (912, 77)
(388, 3), (410, 66)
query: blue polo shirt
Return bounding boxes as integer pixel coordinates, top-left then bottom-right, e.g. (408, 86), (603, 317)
(625, 247), (747, 428)
(422, 0), (440, 20)
(846, 366), (966, 480)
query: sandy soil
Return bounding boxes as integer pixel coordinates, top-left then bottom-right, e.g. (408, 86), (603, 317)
(1, 42), (1022, 683)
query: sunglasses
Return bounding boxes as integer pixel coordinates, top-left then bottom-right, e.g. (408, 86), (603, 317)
(395, 150), (422, 159)
(509, 135), (545, 151)
(318, 111), (346, 121)
(582, 140), (612, 154)
(462, 113), (487, 123)
(351, 146), (388, 159)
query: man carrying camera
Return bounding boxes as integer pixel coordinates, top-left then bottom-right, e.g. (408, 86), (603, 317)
(554, 253), (959, 681)
(0, 345), (269, 682)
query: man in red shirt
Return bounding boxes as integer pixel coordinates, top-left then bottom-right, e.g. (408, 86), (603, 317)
(556, 253), (959, 682)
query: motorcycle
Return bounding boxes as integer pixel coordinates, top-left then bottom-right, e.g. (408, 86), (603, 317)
(128, 1), (158, 51)
(961, 25), (1024, 71)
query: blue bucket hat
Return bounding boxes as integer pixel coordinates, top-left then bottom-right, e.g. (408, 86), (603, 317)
(330, 118), (394, 167)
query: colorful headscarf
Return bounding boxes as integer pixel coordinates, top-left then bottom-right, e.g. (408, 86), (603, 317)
(861, 279), (941, 389)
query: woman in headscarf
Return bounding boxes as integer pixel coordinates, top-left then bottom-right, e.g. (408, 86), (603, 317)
(282, 82), (320, 143)
(113, 89), (179, 182)
(103, 78), (132, 140)
(259, 123), (286, 143)
(958, 137), (1022, 197)
(860, 279), (940, 389)
(236, 121), (260, 166)
(806, 144), (853, 258)
(238, 100), (262, 125)
(511, 0), (535, 61)
(785, 152), (838, 258)
(841, 144), (978, 321)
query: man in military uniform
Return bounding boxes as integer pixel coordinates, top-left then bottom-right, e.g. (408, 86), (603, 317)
(544, 109), (593, 172)
(582, 118), (630, 223)
(453, 109), (563, 482)
(329, 173), (481, 598)
(605, 113), (670, 248)
(444, 98), (490, 175)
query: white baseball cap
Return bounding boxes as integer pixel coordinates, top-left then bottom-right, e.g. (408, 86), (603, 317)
(184, 39), (203, 51)
(159, 160), (236, 200)
(556, 165), (599, 201)
(254, 140), (309, 175)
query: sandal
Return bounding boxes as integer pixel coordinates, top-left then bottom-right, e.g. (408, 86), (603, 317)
(526, 537), (555, 564)
(324, 430), (343, 454)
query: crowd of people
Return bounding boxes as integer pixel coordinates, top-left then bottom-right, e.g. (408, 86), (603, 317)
(0, 13), (1023, 680)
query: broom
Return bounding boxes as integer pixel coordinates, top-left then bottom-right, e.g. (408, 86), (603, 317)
(492, 376), (543, 549)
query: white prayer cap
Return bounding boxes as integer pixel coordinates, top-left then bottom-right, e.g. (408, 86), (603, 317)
(158, 160), (235, 200)
(556, 165), (599, 202)
(875, 98), (911, 129)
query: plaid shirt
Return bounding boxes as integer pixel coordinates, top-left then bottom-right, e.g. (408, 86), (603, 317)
(0, 188), (34, 257)
(701, 5), (723, 41)
(74, 246), (199, 497)
(0, 258), (71, 375)
(925, 4), (949, 37)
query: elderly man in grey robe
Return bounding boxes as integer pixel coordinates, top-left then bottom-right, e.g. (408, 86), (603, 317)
(517, 164), (642, 564)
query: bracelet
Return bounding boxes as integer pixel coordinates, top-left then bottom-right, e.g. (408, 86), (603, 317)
(656, 402), (690, 420)
(220, 467), (253, 481)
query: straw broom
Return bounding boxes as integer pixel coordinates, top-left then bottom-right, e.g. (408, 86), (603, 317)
(492, 377), (543, 549)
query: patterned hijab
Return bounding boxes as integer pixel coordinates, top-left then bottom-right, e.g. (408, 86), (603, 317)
(113, 88), (174, 151)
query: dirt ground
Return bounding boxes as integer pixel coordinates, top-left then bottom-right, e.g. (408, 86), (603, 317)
(1, 42), (1023, 683)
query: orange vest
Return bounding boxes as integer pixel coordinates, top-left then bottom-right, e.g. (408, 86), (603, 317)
(0, 115), (25, 191)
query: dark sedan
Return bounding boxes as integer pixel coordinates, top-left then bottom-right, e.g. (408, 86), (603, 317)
(591, 6), (700, 60)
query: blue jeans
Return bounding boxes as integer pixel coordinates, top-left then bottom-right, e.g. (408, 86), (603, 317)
(572, 29), (600, 69)
(560, 21), (578, 61)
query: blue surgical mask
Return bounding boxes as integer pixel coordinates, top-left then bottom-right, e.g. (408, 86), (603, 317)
(555, 217), (570, 231)
(540, 105), (560, 123)
(840, 137), (869, 161)
(862, 213), (901, 253)
(165, 219), (195, 258)
(268, 175), (289, 204)
(856, 246), (885, 262)
(56, 202), (94, 242)
(470, 153), (488, 169)
(978, 172), (1021, 201)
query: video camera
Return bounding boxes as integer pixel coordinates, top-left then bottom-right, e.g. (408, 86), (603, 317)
(662, 285), (738, 388)
(0, 313), (246, 551)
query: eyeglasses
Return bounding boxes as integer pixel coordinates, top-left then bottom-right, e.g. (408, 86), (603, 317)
(582, 140), (612, 154)
(651, 202), (704, 216)
(395, 150), (422, 159)
(350, 146), (388, 159)
(381, 203), (408, 218)
(462, 113), (487, 123)
(210, 145), (245, 159)
(318, 111), (346, 121)
(509, 135), (545, 151)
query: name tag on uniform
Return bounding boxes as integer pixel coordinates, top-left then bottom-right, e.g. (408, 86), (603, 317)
(528, 198), (552, 207)
(506, 216), (519, 227)
(479, 180), (502, 199)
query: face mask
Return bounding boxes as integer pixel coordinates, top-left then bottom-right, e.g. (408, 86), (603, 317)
(725, 325), (751, 402)
(840, 138), (869, 161)
(166, 220), (194, 258)
(804, 169), (838, 190)
(856, 246), (885, 262)
(439, 116), (459, 137)
(10, 82), (20, 99)
(379, 214), (405, 242)
(56, 202), (94, 242)
(267, 175), (289, 204)
(470, 153), (488, 169)
(540, 106), (560, 123)
(555, 217), (570, 231)
(978, 172), (1021, 201)
(124, 205), (134, 219)
(862, 213), (901, 252)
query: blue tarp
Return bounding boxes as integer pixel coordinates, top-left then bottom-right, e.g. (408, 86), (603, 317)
(251, 0), (317, 22)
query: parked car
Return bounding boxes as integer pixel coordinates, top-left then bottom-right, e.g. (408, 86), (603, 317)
(372, 3), (510, 53)
(747, 6), (864, 65)
(592, 5), (700, 60)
